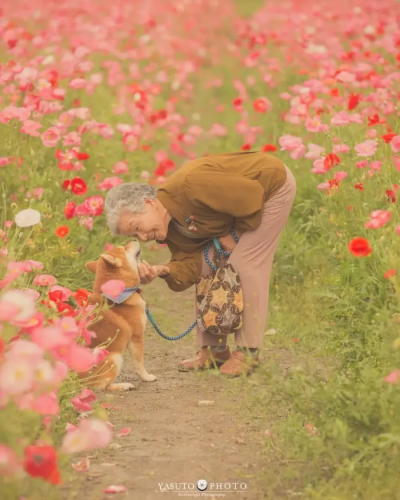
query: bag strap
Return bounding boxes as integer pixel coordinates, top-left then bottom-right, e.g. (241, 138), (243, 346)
(204, 229), (239, 272)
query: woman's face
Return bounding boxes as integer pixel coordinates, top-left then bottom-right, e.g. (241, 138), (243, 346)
(118, 199), (170, 241)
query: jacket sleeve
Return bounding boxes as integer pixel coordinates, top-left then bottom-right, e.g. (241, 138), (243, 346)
(160, 240), (203, 292)
(183, 168), (285, 231)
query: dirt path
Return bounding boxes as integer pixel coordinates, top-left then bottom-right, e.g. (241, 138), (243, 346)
(68, 271), (270, 500)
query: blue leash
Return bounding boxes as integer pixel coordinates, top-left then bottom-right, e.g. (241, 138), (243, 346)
(146, 229), (239, 341)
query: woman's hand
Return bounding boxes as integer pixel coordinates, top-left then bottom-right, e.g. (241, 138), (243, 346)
(218, 234), (237, 253)
(138, 261), (170, 285)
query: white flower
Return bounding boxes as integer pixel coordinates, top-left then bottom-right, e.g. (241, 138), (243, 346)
(0, 290), (36, 321)
(14, 208), (41, 228)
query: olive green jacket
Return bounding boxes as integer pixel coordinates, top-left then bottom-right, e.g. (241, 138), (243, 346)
(157, 151), (287, 292)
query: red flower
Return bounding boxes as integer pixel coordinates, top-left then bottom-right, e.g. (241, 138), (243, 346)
(330, 88), (340, 97)
(354, 183), (364, 191)
(48, 290), (63, 303)
(62, 180), (70, 191)
(382, 133), (396, 143)
(24, 445), (61, 484)
(72, 288), (91, 307)
(73, 151), (90, 161)
(386, 189), (396, 203)
(253, 98), (270, 113)
(384, 269), (397, 279)
(154, 159), (175, 177)
(71, 177), (88, 195)
(262, 144), (278, 152)
(241, 143), (251, 151)
(348, 237), (372, 257)
(55, 225), (69, 238)
(64, 201), (76, 220)
(233, 98), (242, 110)
(368, 113), (385, 127)
(56, 302), (75, 316)
(324, 153), (340, 171)
(348, 93), (360, 111)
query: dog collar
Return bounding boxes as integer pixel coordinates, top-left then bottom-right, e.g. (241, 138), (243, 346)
(102, 286), (141, 304)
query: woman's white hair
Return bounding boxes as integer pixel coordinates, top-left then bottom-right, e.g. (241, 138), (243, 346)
(105, 183), (158, 235)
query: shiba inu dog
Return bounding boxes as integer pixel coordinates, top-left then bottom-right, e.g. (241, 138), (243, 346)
(81, 241), (156, 391)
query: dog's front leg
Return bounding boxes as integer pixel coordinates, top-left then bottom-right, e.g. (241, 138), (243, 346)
(128, 339), (157, 382)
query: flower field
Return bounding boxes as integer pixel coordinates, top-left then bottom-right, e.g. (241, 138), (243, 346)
(0, 0), (400, 498)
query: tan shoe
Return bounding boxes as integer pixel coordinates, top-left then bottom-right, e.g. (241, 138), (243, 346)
(178, 346), (231, 372)
(219, 350), (260, 377)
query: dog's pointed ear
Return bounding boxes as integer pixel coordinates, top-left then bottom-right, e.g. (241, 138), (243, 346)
(85, 261), (98, 273)
(100, 254), (123, 267)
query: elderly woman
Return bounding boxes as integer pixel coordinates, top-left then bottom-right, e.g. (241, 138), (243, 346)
(105, 151), (296, 376)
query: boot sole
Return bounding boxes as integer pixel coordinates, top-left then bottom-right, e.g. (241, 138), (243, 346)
(177, 359), (227, 372)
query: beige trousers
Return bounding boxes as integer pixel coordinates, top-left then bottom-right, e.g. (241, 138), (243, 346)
(196, 166), (296, 349)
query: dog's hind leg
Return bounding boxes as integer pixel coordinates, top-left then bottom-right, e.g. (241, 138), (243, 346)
(128, 340), (157, 382)
(81, 353), (135, 391)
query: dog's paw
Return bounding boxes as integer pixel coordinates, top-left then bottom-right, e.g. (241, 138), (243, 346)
(142, 373), (157, 382)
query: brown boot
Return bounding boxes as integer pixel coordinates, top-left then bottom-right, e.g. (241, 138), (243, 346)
(219, 350), (260, 377)
(178, 347), (231, 372)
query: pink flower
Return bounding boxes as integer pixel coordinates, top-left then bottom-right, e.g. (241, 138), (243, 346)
(396, 225), (400, 236)
(333, 143), (350, 154)
(52, 342), (97, 373)
(393, 157), (400, 173)
(279, 135), (303, 152)
(369, 161), (381, 171)
(334, 171), (347, 181)
(384, 370), (400, 384)
(209, 123), (227, 137)
(41, 127), (61, 148)
(33, 188), (44, 199)
(113, 161), (129, 174)
(69, 78), (86, 89)
(33, 274), (57, 287)
(0, 157), (11, 167)
(63, 132), (81, 147)
(311, 158), (328, 174)
(84, 196), (104, 216)
(97, 177), (123, 191)
(61, 418), (112, 454)
(30, 326), (70, 350)
(356, 160), (369, 169)
(104, 486), (127, 494)
(305, 144), (325, 160)
(20, 120), (42, 137)
(0, 445), (22, 477)
(79, 217), (93, 231)
(30, 392), (60, 416)
(331, 111), (350, 126)
(101, 280), (125, 298)
(390, 135), (400, 153)
(71, 389), (97, 413)
(354, 140), (378, 157)
(290, 144), (306, 159)
(0, 357), (35, 396)
(117, 427), (131, 437)
(0, 290), (36, 321)
(305, 116), (328, 133)
(365, 210), (391, 229)
(317, 182), (330, 192)
(336, 71), (355, 83)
